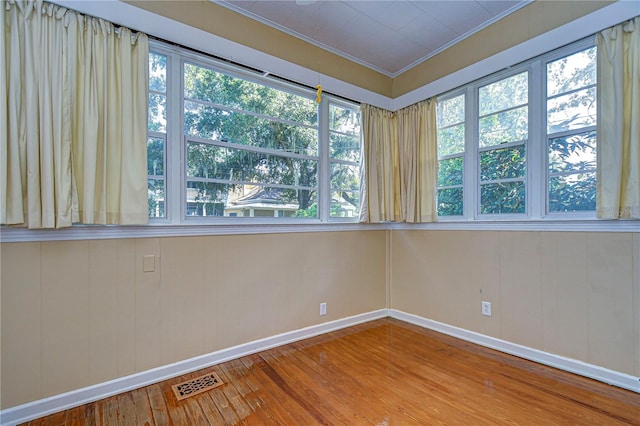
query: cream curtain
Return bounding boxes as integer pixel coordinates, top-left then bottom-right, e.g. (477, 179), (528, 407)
(596, 17), (640, 219)
(2, 0), (149, 228)
(359, 100), (438, 223)
(396, 100), (438, 222)
(360, 104), (398, 222)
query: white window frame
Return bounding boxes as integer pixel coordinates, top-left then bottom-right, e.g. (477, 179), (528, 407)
(149, 40), (362, 225)
(437, 36), (598, 222)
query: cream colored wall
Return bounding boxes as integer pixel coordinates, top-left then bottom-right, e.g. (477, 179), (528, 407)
(0, 230), (387, 409)
(391, 230), (640, 377)
(2, 229), (638, 410)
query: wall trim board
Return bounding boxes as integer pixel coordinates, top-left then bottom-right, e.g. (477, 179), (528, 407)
(390, 220), (640, 233)
(2, 219), (637, 244)
(389, 309), (640, 394)
(0, 222), (388, 243)
(0, 309), (388, 426)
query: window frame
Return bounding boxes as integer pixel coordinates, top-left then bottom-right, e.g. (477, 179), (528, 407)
(149, 40), (362, 225)
(436, 36), (598, 222)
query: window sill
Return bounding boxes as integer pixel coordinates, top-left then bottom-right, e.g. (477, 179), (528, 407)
(0, 221), (387, 243)
(390, 218), (639, 233)
(1, 218), (637, 243)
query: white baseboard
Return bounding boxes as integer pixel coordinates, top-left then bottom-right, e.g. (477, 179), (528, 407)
(3, 308), (637, 425)
(390, 309), (640, 394)
(0, 309), (388, 426)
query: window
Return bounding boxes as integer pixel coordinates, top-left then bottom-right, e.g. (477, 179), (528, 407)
(148, 52), (167, 218)
(478, 71), (528, 215)
(329, 103), (361, 218)
(148, 43), (361, 223)
(436, 38), (597, 220)
(436, 95), (465, 216)
(546, 46), (597, 213)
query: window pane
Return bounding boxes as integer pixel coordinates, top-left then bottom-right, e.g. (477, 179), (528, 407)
(547, 47), (596, 97)
(330, 104), (360, 134)
(149, 53), (167, 92)
(480, 145), (526, 181)
(438, 157), (463, 187)
(549, 173), (596, 212)
(289, 189), (317, 217)
(186, 181), (227, 216)
(437, 123), (465, 156)
(437, 188), (463, 216)
(330, 163), (359, 191)
(481, 181), (525, 214)
(184, 102), (318, 156)
(479, 106), (528, 147)
(147, 137), (164, 176)
(184, 63), (317, 126)
(329, 103), (360, 219)
(479, 72), (528, 116)
(187, 143), (318, 188)
(148, 179), (165, 218)
(548, 131), (596, 173)
(330, 133), (360, 162)
(330, 190), (359, 218)
(547, 87), (596, 134)
(437, 95), (464, 127)
(148, 94), (166, 132)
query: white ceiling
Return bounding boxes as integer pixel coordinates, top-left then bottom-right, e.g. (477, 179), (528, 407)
(217, 0), (531, 77)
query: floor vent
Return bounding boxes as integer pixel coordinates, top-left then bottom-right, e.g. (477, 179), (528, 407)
(171, 372), (224, 401)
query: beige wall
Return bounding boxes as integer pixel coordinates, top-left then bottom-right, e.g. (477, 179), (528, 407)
(2, 229), (639, 410)
(392, 1), (612, 97)
(0, 231), (387, 409)
(123, 0), (614, 100)
(391, 230), (640, 377)
(124, 0), (393, 97)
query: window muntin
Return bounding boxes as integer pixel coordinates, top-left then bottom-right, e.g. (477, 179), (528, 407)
(436, 94), (465, 216)
(148, 52), (167, 218)
(184, 101), (318, 155)
(545, 46), (597, 213)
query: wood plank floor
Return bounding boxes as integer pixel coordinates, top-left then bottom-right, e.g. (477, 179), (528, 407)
(24, 318), (640, 425)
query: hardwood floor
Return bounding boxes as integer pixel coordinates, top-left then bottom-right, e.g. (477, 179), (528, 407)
(24, 318), (640, 425)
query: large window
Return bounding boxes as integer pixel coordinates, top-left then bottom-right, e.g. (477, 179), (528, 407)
(436, 38), (597, 220)
(148, 43), (361, 222)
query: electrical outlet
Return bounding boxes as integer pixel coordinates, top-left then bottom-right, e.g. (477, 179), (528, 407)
(482, 301), (492, 316)
(143, 255), (155, 272)
(320, 302), (327, 316)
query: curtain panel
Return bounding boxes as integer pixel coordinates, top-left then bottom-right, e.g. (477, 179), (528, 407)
(596, 16), (640, 219)
(359, 100), (438, 223)
(1, 0), (149, 228)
